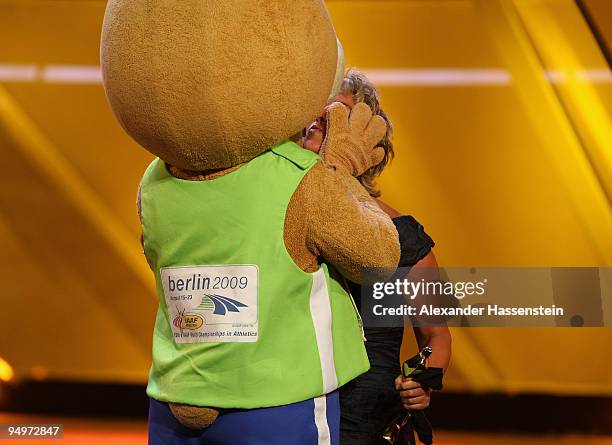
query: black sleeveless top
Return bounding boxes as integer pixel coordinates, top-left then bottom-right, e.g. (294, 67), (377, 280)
(341, 215), (435, 441)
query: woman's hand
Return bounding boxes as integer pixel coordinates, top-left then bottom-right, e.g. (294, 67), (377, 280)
(395, 375), (431, 410)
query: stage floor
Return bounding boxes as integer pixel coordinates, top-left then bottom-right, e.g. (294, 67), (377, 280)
(1, 413), (611, 444)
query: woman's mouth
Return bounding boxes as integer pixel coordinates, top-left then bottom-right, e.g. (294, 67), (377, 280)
(308, 123), (322, 134)
(311, 118), (326, 133)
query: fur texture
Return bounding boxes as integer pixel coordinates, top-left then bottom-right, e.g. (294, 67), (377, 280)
(168, 404), (219, 430)
(285, 162), (400, 280)
(101, 0), (338, 170)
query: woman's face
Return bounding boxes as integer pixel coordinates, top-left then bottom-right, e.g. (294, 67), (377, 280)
(302, 92), (356, 154)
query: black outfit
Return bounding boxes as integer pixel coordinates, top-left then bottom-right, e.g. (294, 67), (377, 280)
(341, 215), (435, 445)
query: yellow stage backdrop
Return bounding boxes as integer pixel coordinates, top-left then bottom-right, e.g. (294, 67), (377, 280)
(0, 0), (610, 395)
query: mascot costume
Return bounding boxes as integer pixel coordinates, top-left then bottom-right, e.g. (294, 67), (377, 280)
(101, 1), (400, 443)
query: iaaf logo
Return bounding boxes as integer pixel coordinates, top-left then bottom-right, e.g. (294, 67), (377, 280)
(172, 294), (249, 334)
(173, 308), (204, 332)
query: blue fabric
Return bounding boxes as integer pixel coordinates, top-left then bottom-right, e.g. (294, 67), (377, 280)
(148, 391), (339, 445)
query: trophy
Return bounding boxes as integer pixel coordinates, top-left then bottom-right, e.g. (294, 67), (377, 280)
(383, 346), (441, 445)
(403, 345), (432, 377)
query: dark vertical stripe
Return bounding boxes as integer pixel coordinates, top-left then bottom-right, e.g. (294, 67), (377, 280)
(575, 0), (612, 68)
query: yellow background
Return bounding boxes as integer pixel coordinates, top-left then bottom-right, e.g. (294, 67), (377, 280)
(0, 0), (610, 395)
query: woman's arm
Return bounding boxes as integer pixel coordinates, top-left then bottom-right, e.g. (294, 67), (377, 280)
(375, 200), (451, 369)
(410, 252), (452, 373)
(413, 323), (452, 373)
(397, 251), (452, 410)
(375, 199), (451, 409)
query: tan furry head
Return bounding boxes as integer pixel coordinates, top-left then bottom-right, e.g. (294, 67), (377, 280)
(101, 0), (341, 170)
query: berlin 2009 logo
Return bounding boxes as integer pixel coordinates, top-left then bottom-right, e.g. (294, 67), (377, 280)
(173, 295), (249, 335)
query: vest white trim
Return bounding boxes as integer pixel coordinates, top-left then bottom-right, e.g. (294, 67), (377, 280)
(313, 394), (331, 445)
(309, 268), (338, 394)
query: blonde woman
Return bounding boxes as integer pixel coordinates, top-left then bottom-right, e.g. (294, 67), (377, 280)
(302, 69), (451, 445)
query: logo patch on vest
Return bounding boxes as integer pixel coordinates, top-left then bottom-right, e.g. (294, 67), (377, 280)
(161, 265), (259, 343)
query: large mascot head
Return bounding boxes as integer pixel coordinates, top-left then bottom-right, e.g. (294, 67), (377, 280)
(101, 0), (344, 170)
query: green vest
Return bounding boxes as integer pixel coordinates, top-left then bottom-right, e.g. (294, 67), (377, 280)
(140, 141), (369, 409)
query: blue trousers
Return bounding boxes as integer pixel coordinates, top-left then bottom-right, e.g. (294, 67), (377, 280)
(148, 391), (339, 445)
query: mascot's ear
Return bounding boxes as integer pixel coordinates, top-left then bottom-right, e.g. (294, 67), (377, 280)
(328, 39), (346, 103)
(101, 0), (341, 170)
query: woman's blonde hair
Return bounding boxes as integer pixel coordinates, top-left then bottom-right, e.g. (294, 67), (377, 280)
(339, 68), (394, 197)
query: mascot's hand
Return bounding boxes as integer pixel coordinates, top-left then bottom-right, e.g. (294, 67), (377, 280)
(320, 102), (387, 177)
(169, 403), (220, 430)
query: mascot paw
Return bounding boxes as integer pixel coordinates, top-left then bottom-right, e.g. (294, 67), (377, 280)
(169, 403), (220, 430)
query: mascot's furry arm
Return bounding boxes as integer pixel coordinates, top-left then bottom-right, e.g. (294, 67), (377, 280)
(285, 102), (400, 281)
